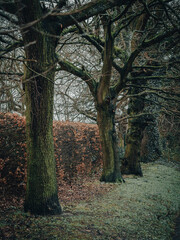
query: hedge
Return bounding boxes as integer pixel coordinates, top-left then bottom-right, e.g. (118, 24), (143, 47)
(0, 113), (102, 195)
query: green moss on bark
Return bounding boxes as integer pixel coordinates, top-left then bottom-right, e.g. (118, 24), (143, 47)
(121, 78), (145, 176)
(22, 11), (62, 215)
(97, 101), (123, 183)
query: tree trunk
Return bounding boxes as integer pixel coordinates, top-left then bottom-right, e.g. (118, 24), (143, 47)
(24, 48), (62, 215)
(20, 3), (62, 215)
(140, 77), (162, 162)
(121, 80), (145, 176)
(121, 67), (162, 174)
(121, 118), (143, 176)
(141, 117), (162, 163)
(96, 101), (123, 182)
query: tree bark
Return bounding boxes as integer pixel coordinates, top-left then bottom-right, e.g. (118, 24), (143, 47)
(121, 119), (143, 176)
(121, 66), (162, 174)
(141, 116), (162, 163)
(19, 0), (62, 215)
(23, 45), (62, 214)
(121, 80), (145, 176)
(140, 76), (162, 162)
(24, 61), (62, 215)
(95, 20), (123, 182)
(96, 99), (123, 182)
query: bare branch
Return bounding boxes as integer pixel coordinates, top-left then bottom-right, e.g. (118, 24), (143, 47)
(57, 57), (97, 97)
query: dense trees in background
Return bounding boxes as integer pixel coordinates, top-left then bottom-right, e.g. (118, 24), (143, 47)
(0, 0), (180, 214)
(0, 52), (24, 113)
(58, 0), (180, 178)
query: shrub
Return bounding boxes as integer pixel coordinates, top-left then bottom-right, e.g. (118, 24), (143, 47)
(0, 113), (102, 195)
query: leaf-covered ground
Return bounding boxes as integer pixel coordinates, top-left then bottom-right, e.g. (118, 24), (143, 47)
(0, 160), (180, 240)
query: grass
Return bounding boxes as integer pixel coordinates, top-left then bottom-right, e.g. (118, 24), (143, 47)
(0, 161), (180, 239)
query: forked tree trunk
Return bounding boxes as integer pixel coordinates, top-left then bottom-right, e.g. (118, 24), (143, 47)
(96, 101), (123, 182)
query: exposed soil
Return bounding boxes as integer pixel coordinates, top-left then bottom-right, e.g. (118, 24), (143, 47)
(0, 160), (180, 240)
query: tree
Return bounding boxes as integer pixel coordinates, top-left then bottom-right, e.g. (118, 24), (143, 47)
(0, 32), (24, 114)
(122, 0), (180, 173)
(0, 0), (127, 215)
(58, 0), (179, 180)
(139, 72), (162, 164)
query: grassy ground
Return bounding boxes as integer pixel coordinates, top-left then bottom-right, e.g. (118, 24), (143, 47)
(0, 161), (180, 240)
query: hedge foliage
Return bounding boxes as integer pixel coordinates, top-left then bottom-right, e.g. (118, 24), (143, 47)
(0, 113), (102, 195)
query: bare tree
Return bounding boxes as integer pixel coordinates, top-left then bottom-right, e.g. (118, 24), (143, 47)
(0, 0), (125, 215)
(58, 0), (180, 180)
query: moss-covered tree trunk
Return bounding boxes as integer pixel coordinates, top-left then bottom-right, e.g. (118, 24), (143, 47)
(96, 99), (123, 182)
(95, 19), (123, 182)
(141, 116), (162, 163)
(24, 59), (62, 215)
(121, 66), (162, 174)
(121, 80), (145, 176)
(18, 0), (62, 215)
(121, 119), (144, 176)
(140, 76), (162, 162)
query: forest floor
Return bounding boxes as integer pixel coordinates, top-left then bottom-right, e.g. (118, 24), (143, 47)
(0, 159), (180, 240)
